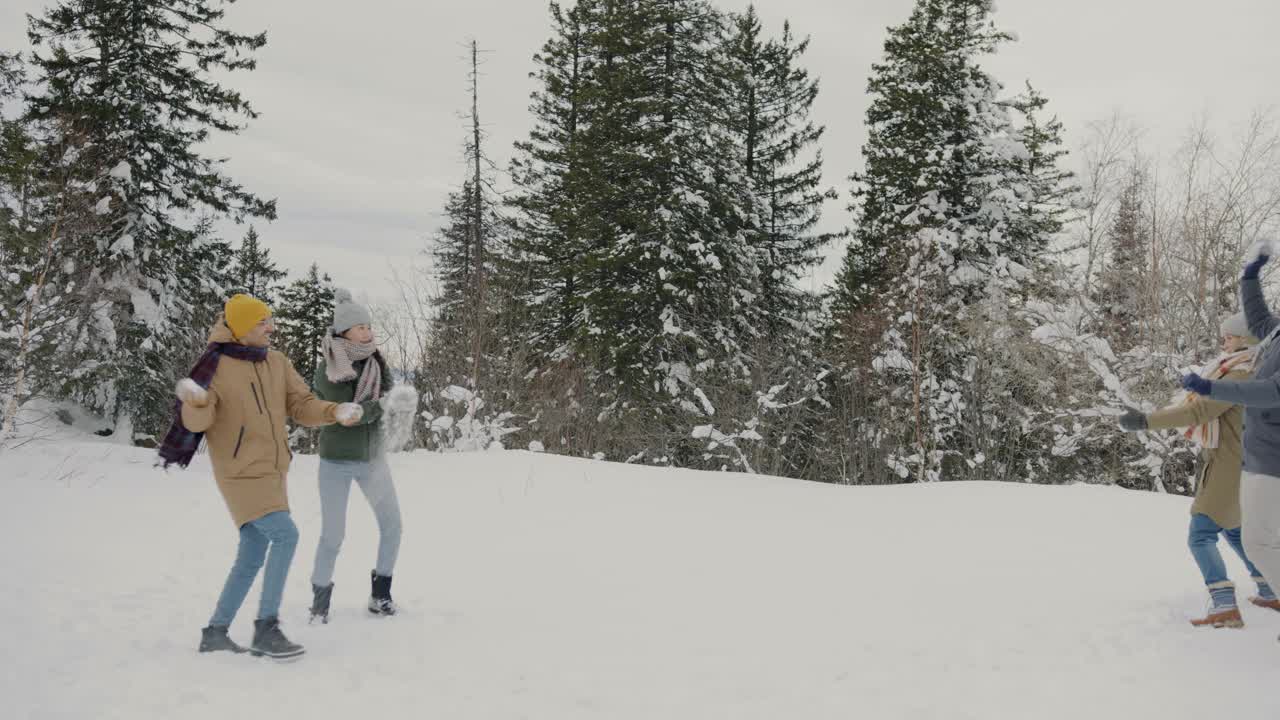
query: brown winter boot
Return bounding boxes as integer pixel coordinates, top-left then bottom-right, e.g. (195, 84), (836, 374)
(1249, 596), (1280, 612)
(1190, 607), (1245, 628)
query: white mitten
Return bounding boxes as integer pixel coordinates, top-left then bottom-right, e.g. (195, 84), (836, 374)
(1243, 239), (1276, 270)
(380, 385), (420, 452)
(335, 402), (364, 426)
(382, 385), (419, 414)
(175, 378), (208, 406)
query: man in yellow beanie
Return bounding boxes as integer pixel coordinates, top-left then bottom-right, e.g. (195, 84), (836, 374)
(223, 293), (272, 340)
(158, 293), (365, 660)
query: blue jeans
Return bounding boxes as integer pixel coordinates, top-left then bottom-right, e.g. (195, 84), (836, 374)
(1189, 513), (1264, 586)
(209, 511), (299, 627)
(311, 458), (402, 587)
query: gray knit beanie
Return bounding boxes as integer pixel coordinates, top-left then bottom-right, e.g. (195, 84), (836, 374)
(332, 288), (372, 334)
(1221, 312), (1257, 342)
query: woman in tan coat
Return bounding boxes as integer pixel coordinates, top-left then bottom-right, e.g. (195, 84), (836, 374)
(159, 294), (362, 659)
(1120, 313), (1278, 628)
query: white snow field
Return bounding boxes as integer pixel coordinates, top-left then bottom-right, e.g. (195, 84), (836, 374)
(5, 437), (1280, 720)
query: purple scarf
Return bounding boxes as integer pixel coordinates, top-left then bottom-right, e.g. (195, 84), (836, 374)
(157, 342), (268, 469)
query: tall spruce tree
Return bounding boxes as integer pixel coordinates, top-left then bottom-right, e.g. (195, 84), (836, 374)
(24, 0), (274, 436)
(231, 226), (286, 304)
(1010, 82), (1077, 254)
(590, 3), (758, 400)
(274, 262), (334, 452)
(830, 0), (1050, 315)
(828, 0), (1074, 482)
(1, 51), (119, 438)
(129, 218), (235, 439)
(429, 40), (507, 392)
(507, 1), (598, 362)
(275, 263), (335, 388)
(1095, 172), (1149, 352)
(723, 7), (837, 329)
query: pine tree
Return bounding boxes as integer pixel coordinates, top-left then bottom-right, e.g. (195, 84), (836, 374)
(1009, 82), (1077, 255)
(723, 7), (837, 329)
(507, 1), (598, 361)
(125, 218), (235, 441)
(24, 0), (274, 436)
(274, 262), (333, 453)
(230, 226), (286, 305)
(582, 1), (763, 403)
(506, 0), (777, 463)
(827, 0), (1075, 482)
(831, 0), (1034, 315)
(0, 51), (116, 438)
(1095, 172), (1149, 352)
(275, 263), (335, 388)
(429, 41), (507, 388)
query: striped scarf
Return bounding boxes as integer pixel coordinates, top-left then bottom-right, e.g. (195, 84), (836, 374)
(1180, 348), (1257, 449)
(322, 334), (382, 403)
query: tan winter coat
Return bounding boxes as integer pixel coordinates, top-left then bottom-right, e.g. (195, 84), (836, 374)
(1146, 369), (1249, 529)
(182, 321), (339, 527)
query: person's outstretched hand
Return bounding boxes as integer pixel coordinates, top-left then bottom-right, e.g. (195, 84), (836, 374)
(1118, 407), (1148, 432)
(335, 402), (364, 427)
(1182, 374), (1212, 396)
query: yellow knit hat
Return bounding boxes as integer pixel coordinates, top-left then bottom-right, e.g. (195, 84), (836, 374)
(224, 293), (272, 339)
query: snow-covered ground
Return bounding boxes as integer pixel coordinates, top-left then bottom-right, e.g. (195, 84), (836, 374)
(5, 435), (1280, 719)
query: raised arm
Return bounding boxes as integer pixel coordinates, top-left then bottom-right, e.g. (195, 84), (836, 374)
(1241, 276), (1279, 342)
(1241, 242), (1279, 340)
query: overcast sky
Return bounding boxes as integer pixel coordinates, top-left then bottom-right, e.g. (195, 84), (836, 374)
(2, 0), (1277, 304)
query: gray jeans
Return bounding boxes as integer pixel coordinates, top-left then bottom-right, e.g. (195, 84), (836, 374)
(311, 457), (402, 587)
(1241, 472), (1280, 592)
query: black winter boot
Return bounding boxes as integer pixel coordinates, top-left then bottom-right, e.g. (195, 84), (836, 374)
(310, 583), (334, 624)
(368, 570), (397, 616)
(250, 617), (305, 660)
(199, 625), (246, 654)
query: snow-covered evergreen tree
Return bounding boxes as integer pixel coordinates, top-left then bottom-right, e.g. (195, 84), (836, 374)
(1094, 172), (1150, 352)
(507, 1), (599, 363)
(275, 263), (334, 387)
(125, 218), (235, 439)
(1009, 82), (1077, 256)
(722, 7), (837, 330)
(0, 51), (118, 439)
(429, 41), (508, 388)
(230, 226), (286, 305)
(23, 0), (274, 438)
(274, 263), (334, 452)
(828, 0), (1075, 482)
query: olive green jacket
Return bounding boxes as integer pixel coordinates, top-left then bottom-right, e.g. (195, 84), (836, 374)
(313, 354), (393, 462)
(1146, 369), (1250, 528)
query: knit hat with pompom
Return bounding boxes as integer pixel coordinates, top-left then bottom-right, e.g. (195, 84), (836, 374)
(331, 288), (371, 335)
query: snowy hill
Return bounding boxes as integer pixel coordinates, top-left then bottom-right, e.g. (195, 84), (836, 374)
(5, 438), (1280, 719)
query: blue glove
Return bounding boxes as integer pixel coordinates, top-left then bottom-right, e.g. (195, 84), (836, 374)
(1244, 253), (1270, 280)
(1182, 374), (1212, 396)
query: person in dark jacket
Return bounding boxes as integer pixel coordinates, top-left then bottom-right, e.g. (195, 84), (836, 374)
(308, 289), (402, 622)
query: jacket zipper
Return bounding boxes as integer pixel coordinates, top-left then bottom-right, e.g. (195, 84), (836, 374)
(252, 364), (281, 472)
(250, 383), (263, 414)
(233, 426), (245, 458)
